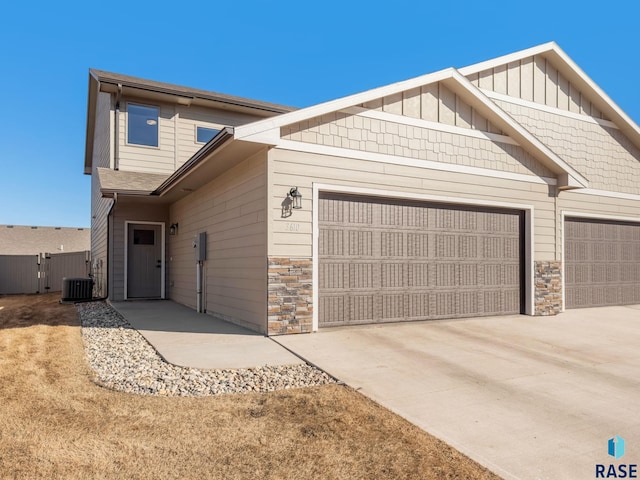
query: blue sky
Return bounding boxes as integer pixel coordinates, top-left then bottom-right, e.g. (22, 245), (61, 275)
(0, 0), (638, 228)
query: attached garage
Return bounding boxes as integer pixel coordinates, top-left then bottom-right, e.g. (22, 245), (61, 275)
(564, 217), (640, 308)
(318, 193), (525, 327)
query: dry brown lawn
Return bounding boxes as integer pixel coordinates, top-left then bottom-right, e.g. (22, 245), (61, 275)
(0, 293), (500, 480)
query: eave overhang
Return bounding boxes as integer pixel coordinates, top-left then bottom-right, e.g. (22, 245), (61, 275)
(84, 69), (294, 175)
(458, 42), (640, 153)
(235, 65), (589, 189)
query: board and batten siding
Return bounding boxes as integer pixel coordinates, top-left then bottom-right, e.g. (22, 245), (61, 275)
(268, 148), (557, 261)
(495, 99), (640, 195)
(90, 91), (114, 297)
(360, 82), (503, 134)
(109, 201), (169, 301)
(169, 150), (268, 333)
(467, 55), (609, 119)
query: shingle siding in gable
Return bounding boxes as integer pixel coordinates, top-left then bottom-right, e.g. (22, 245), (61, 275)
(281, 112), (555, 178)
(496, 99), (640, 195)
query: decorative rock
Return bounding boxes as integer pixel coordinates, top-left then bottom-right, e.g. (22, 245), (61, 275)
(77, 301), (335, 396)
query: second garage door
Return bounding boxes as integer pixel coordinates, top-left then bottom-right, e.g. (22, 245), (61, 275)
(318, 194), (524, 327)
(565, 217), (640, 308)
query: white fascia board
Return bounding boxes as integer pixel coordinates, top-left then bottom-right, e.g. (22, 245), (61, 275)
(447, 71), (589, 188)
(571, 188), (640, 202)
(234, 68), (456, 141)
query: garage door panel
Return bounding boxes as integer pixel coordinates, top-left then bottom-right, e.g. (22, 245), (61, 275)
(319, 194), (524, 326)
(565, 217), (640, 308)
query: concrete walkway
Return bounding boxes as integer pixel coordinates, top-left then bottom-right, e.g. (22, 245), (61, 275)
(275, 305), (640, 480)
(110, 300), (302, 369)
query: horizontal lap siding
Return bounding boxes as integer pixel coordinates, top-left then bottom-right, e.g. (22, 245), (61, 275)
(110, 202), (169, 301)
(169, 151), (268, 333)
(175, 106), (264, 168)
(268, 148), (556, 260)
(91, 92), (113, 297)
(118, 99), (175, 174)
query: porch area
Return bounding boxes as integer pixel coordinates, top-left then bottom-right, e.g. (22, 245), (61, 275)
(110, 300), (302, 369)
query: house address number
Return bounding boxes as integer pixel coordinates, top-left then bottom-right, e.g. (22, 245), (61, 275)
(285, 223), (301, 232)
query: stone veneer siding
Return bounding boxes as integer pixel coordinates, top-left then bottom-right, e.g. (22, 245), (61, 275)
(268, 257), (313, 335)
(534, 260), (562, 315)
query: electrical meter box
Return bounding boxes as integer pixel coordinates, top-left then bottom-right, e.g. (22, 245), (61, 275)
(194, 232), (207, 261)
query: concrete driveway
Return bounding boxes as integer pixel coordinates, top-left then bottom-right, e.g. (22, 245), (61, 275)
(275, 305), (640, 480)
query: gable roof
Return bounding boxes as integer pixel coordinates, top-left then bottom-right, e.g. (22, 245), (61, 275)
(458, 42), (640, 150)
(84, 69), (296, 175)
(96, 168), (170, 197)
(0, 225), (90, 255)
(234, 58), (590, 188)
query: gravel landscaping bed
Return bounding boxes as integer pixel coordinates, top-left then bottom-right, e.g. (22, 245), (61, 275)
(78, 301), (335, 396)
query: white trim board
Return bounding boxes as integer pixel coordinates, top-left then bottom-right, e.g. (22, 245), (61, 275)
(311, 183), (536, 332)
(277, 140), (557, 186)
(561, 211), (640, 224)
(570, 188), (640, 202)
(343, 106), (520, 146)
(123, 220), (166, 300)
(482, 90), (619, 129)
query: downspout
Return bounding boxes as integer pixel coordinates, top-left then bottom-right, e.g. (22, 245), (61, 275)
(114, 84), (122, 171)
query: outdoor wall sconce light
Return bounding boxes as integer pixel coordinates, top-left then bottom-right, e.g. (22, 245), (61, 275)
(169, 223), (179, 235)
(289, 187), (302, 210)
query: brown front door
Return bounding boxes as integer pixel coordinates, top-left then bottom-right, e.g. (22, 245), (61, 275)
(127, 224), (162, 299)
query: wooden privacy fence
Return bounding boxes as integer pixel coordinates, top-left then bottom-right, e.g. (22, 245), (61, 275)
(0, 251), (90, 295)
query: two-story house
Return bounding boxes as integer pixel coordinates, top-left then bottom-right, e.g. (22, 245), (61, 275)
(85, 42), (640, 336)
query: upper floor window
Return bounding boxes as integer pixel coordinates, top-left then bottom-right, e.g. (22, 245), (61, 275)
(128, 104), (159, 147)
(196, 126), (220, 144)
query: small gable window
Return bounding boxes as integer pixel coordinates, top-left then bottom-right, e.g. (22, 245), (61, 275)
(128, 104), (159, 147)
(196, 126), (220, 144)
